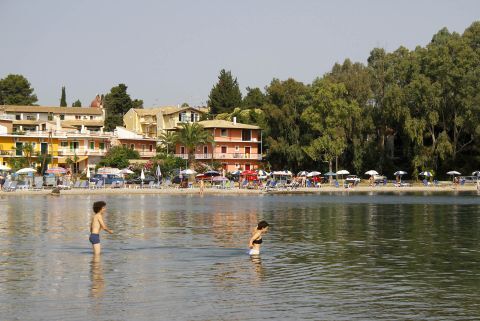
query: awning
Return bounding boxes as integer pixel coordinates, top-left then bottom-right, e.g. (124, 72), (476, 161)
(57, 156), (88, 164)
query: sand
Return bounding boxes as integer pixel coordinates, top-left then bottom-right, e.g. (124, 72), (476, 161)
(1, 184), (478, 196)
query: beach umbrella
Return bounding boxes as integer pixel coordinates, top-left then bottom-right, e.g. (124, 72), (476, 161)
(0, 164), (11, 171)
(119, 168), (134, 174)
(336, 170), (349, 175)
(446, 170), (461, 176)
(230, 170), (241, 176)
(307, 171), (321, 177)
(472, 171), (480, 177)
(46, 167), (67, 175)
(156, 165), (162, 177)
(394, 171), (407, 176)
(297, 171), (309, 177)
(257, 169), (268, 176)
(16, 167), (36, 174)
(204, 170), (220, 177)
(86, 167), (91, 179)
(365, 170), (378, 176)
(419, 171), (432, 177)
(212, 176), (228, 182)
(447, 170), (461, 182)
(324, 171), (336, 176)
(180, 169), (196, 175)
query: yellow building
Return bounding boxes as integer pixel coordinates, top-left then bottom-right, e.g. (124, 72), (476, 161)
(123, 106), (207, 138)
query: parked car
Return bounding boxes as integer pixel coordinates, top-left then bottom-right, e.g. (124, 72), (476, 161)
(90, 174), (124, 185)
(345, 175), (361, 185)
(126, 175), (157, 185)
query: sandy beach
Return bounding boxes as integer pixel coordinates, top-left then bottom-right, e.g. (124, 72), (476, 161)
(1, 184), (478, 196)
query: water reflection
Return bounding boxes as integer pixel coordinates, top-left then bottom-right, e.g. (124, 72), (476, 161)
(0, 193), (479, 320)
(90, 255), (104, 298)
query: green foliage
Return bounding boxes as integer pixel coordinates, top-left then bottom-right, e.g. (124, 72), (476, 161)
(158, 131), (177, 154)
(60, 86), (67, 107)
(103, 84), (140, 131)
(72, 99), (82, 107)
(0, 74), (38, 105)
(242, 87), (265, 109)
(98, 146), (140, 169)
(149, 153), (187, 178)
(208, 69), (242, 115)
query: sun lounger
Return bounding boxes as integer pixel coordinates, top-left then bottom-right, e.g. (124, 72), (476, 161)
(91, 180), (103, 189)
(334, 180), (340, 188)
(72, 181), (81, 188)
(6, 181), (18, 191)
(2, 181), (11, 191)
(79, 181), (88, 189)
(33, 179), (44, 190)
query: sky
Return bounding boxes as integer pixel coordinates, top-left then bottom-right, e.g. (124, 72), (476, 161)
(0, 0), (479, 107)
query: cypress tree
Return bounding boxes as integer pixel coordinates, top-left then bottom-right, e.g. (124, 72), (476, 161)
(60, 86), (67, 107)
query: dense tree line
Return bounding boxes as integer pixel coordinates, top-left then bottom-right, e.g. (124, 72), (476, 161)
(209, 22), (480, 178)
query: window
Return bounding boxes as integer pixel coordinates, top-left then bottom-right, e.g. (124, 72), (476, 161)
(60, 141), (68, 148)
(221, 129), (228, 137)
(89, 141), (95, 150)
(122, 144), (127, 148)
(203, 146), (208, 154)
(130, 144), (135, 150)
(242, 129), (251, 141)
(15, 114), (21, 120)
(180, 146), (185, 154)
(75, 115), (81, 120)
(90, 116), (94, 120)
(190, 112), (199, 122)
(149, 144), (153, 152)
(26, 114), (36, 120)
(179, 112), (187, 122)
(99, 143), (105, 150)
(235, 146), (239, 152)
(142, 144), (146, 152)
(70, 142), (79, 150)
(60, 114), (65, 120)
(221, 146), (227, 153)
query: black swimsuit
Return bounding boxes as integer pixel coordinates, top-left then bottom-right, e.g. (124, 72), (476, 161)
(253, 238), (263, 244)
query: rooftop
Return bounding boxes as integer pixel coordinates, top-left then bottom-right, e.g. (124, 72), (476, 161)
(2, 105), (103, 115)
(198, 119), (260, 130)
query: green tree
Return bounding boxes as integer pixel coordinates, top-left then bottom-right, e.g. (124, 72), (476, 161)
(302, 78), (361, 173)
(65, 154), (79, 175)
(132, 99), (143, 109)
(21, 143), (35, 167)
(60, 86), (67, 107)
(72, 99), (82, 107)
(262, 78), (309, 171)
(174, 123), (213, 168)
(98, 146), (140, 169)
(0, 74), (38, 105)
(242, 87), (265, 109)
(208, 69), (242, 115)
(150, 153), (187, 178)
(103, 84), (135, 131)
(158, 131), (177, 154)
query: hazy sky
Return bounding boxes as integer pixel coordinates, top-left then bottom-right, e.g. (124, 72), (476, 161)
(1, 0), (479, 107)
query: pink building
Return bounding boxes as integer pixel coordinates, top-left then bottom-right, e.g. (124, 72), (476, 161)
(174, 119), (262, 172)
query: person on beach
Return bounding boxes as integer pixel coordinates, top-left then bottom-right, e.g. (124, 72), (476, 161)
(199, 179), (205, 195)
(89, 201), (113, 255)
(248, 221), (269, 255)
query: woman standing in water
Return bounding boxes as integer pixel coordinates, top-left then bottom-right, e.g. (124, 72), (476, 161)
(248, 221), (269, 255)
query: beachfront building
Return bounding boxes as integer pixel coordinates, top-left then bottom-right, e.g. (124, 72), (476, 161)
(123, 105), (207, 138)
(0, 104), (105, 134)
(173, 118), (263, 172)
(0, 120), (156, 172)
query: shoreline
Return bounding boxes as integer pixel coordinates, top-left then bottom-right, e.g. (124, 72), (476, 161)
(1, 185), (478, 196)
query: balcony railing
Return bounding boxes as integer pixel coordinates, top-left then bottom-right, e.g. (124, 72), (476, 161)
(174, 153), (262, 160)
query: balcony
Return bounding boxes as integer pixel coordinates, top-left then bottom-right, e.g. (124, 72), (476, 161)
(174, 153), (262, 160)
(214, 137), (260, 143)
(58, 148), (107, 156)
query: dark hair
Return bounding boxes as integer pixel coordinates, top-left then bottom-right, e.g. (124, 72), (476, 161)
(257, 220), (269, 230)
(93, 201), (106, 214)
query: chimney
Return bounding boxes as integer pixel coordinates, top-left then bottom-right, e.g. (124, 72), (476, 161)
(233, 117), (237, 124)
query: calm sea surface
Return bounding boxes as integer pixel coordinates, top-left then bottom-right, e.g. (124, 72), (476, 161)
(0, 192), (480, 321)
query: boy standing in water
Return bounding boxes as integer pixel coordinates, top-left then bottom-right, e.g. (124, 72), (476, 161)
(89, 201), (113, 255)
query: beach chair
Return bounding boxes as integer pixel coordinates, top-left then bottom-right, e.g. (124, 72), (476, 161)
(145, 181), (155, 189)
(241, 180), (248, 189)
(80, 181), (89, 189)
(334, 180), (340, 188)
(33, 179), (44, 190)
(6, 181), (18, 192)
(434, 179), (439, 187)
(162, 179), (172, 189)
(2, 181), (11, 191)
(92, 180), (103, 189)
(422, 179), (429, 187)
(17, 181), (29, 190)
(73, 181), (81, 188)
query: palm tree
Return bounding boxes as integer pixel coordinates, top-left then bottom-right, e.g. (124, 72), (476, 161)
(65, 153), (79, 176)
(21, 143), (34, 167)
(158, 131), (177, 155)
(175, 123), (213, 168)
